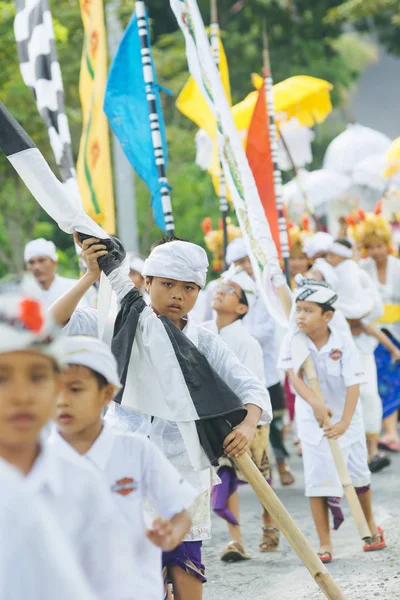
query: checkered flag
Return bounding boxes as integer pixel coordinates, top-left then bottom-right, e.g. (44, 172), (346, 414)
(14, 0), (75, 182)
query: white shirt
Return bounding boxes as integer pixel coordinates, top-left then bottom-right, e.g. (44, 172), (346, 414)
(278, 326), (366, 447)
(32, 274), (92, 309)
(26, 442), (138, 600)
(51, 426), (196, 600)
(0, 458), (95, 600)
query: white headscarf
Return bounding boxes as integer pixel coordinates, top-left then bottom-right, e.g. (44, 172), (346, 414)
(225, 238), (247, 265)
(295, 277), (338, 309)
(0, 283), (63, 365)
(142, 241), (208, 289)
(63, 336), (121, 389)
(127, 253), (145, 274)
(327, 241), (353, 259)
(222, 266), (257, 311)
(24, 238), (58, 263)
(302, 232), (333, 259)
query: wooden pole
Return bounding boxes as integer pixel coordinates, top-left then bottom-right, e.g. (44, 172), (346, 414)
(235, 453), (346, 600)
(276, 284), (372, 540)
(210, 0), (229, 269)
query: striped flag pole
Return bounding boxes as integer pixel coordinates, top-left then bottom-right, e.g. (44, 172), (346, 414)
(210, 0), (229, 269)
(136, 1), (175, 236)
(261, 21), (291, 284)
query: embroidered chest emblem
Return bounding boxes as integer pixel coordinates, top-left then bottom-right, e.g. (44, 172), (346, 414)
(330, 349), (342, 361)
(111, 477), (137, 496)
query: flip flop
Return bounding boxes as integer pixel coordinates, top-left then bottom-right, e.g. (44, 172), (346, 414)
(220, 541), (251, 562)
(317, 551), (332, 564)
(369, 453), (391, 473)
(363, 527), (386, 552)
(378, 440), (400, 452)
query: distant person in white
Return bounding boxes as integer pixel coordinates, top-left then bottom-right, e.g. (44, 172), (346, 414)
(0, 457), (95, 600)
(24, 238), (91, 308)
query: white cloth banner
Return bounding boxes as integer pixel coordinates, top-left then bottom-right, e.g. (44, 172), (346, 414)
(170, 0), (290, 327)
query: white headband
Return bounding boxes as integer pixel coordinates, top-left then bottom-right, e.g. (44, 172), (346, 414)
(24, 238), (58, 263)
(327, 242), (353, 259)
(295, 277), (338, 309)
(0, 286), (63, 364)
(128, 253), (145, 275)
(225, 238), (247, 265)
(142, 241), (208, 289)
(221, 266), (257, 311)
(302, 232), (333, 259)
(63, 336), (121, 389)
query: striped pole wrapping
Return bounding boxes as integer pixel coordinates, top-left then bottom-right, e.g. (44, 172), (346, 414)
(210, 1), (229, 268)
(262, 23), (290, 282)
(136, 1), (175, 235)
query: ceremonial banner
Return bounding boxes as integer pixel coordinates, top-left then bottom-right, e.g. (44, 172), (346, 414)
(246, 83), (281, 256)
(14, 0), (75, 182)
(77, 0), (115, 233)
(171, 0), (288, 325)
(104, 2), (171, 232)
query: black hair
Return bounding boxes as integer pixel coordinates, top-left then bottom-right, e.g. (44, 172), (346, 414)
(334, 238), (353, 250)
(92, 370), (109, 389)
(150, 235), (189, 251)
(319, 303), (336, 314)
(236, 288), (249, 320)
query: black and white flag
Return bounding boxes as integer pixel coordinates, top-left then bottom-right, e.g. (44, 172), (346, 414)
(14, 0), (75, 182)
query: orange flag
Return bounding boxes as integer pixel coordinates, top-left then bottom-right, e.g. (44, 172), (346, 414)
(246, 83), (281, 256)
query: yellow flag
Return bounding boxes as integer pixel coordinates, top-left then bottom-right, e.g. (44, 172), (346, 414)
(77, 0), (115, 234)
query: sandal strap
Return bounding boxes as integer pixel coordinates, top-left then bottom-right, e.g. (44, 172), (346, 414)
(262, 526), (279, 533)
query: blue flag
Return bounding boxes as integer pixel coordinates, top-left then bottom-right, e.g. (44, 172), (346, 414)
(104, 9), (168, 231)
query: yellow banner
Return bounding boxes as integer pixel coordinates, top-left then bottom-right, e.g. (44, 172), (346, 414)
(77, 0), (115, 234)
(376, 304), (400, 324)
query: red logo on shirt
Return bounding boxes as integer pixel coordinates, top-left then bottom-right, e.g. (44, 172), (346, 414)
(330, 349), (342, 361)
(111, 477), (136, 496)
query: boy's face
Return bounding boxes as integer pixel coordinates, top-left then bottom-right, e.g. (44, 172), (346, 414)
(129, 269), (144, 289)
(0, 351), (59, 447)
(365, 240), (388, 264)
(295, 300), (333, 335)
(234, 256), (253, 278)
(146, 277), (200, 324)
(325, 252), (346, 267)
(211, 281), (247, 319)
(56, 365), (114, 437)
(289, 256), (309, 277)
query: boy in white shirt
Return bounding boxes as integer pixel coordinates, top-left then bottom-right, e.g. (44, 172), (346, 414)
(203, 267), (278, 558)
(0, 457), (95, 600)
(51, 235), (271, 600)
(0, 287), (138, 599)
(279, 278), (385, 562)
(51, 335), (196, 600)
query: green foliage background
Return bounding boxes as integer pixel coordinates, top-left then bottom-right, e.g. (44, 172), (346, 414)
(0, 0), (395, 278)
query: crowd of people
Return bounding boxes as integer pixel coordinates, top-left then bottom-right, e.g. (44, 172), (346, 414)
(1, 201), (399, 599)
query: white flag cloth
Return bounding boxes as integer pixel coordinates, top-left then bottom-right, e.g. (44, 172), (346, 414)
(170, 0), (289, 327)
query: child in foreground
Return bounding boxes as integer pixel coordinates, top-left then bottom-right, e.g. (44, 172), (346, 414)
(203, 266), (278, 558)
(0, 287), (138, 599)
(51, 335), (196, 600)
(51, 235), (271, 600)
(279, 278), (385, 562)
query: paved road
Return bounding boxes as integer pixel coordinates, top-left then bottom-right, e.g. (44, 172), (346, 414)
(203, 440), (399, 600)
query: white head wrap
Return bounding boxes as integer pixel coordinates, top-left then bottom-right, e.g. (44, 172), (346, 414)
(63, 336), (121, 389)
(0, 283), (63, 365)
(24, 238), (58, 263)
(127, 253), (145, 275)
(142, 241), (208, 289)
(294, 276), (338, 309)
(225, 238), (247, 265)
(222, 266), (257, 311)
(327, 242), (353, 259)
(311, 258), (339, 289)
(302, 232), (333, 259)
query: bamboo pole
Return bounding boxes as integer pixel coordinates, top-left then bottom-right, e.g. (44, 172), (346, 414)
(275, 284), (372, 540)
(210, 0), (229, 268)
(235, 453), (346, 600)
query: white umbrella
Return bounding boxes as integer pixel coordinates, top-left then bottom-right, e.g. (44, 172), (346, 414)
(283, 168), (351, 216)
(323, 123), (392, 175)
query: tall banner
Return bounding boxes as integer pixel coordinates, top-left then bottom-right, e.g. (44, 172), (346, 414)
(170, 0), (288, 326)
(77, 0), (115, 233)
(14, 0), (75, 182)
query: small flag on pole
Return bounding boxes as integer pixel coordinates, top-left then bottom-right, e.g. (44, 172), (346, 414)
(14, 0), (75, 183)
(104, 1), (174, 234)
(78, 0), (115, 234)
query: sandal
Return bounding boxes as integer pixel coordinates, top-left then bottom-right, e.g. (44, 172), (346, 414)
(317, 551), (332, 564)
(259, 526), (280, 552)
(221, 541), (251, 562)
(378, 439), (400, 453)
(363, 527), (386, 552)
(369, 453), (391, 473)
(277, 463), (295, 486)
